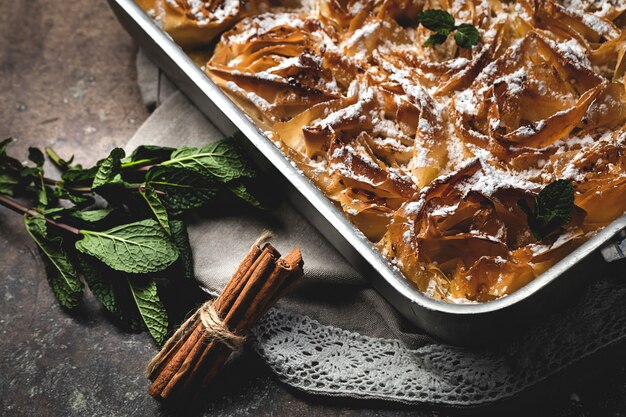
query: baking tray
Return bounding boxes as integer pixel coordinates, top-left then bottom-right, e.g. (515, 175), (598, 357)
(108, 0), (626, 345)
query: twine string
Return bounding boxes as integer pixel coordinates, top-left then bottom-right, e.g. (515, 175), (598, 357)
(146, 300), (246, 378)
(198, 300), (246, 351)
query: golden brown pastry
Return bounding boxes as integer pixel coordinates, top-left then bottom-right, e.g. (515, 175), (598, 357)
(138, 0), (265, 48)
(144, 0), (626, 302)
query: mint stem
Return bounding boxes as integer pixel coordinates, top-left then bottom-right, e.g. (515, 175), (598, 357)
(121, 159), (155, 170)
(41, 177), (161, 194)
(137, 184), (165, 195)
(0, 194), (81, 235)
(134, 165), (152, 173)
(42, 177), (92, 193)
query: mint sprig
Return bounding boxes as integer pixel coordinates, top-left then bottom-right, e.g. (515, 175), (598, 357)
(417, 9), (480, 48)
(0, 138), (262, 344)
(519, 180), (576, 240)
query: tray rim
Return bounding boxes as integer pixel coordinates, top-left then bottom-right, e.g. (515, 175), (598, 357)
(109, 0), (626, 318)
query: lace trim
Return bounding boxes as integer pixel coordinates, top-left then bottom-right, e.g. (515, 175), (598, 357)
(253, 279), (626, 406)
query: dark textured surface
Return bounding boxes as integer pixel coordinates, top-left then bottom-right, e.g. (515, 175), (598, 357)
(1, 1), (626, 416)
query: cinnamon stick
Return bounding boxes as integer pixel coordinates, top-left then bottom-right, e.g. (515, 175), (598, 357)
(146, 236), (304, 404)
(148, 243), (270, 395)
(161, 247), (277, 400)
(195, 248), (303, 397)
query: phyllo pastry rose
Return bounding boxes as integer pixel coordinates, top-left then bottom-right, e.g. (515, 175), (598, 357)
(138, 0), (264, 48)
(274, 75), (420, 240)
(207, 12), (351, 128)
(379, 158), (587, 301)
(453, 31), (626, 159)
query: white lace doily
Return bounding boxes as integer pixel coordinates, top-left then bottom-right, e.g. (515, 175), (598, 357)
(253, 278), (626, 406)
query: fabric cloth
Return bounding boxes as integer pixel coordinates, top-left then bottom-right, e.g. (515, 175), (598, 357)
(127, 51), (626, 408)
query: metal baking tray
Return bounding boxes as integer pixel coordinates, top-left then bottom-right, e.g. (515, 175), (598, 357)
(108, 0), (626, 345)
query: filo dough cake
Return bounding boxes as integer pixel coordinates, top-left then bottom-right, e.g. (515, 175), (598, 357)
(141, 0), (626, 303)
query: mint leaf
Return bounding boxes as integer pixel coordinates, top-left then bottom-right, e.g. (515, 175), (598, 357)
(76, 219), (179, 274)
(70, 208), (114, 223)
(519, 180), (575, 240)
(0, 173), (19, 196)
(161, 141), (255, 183)
(228, 182), (263, 208)
(127, 277), (168, 345)
(170, 219), (194, 281)
(78, 254), (125, 321)
(139, 186), (170, 234)
(417, 9), (479, 49)
(424, 33), (448, 46)
(146, 166), (219, 214)
(20, 167), (39, 178)
(35, 181), (49, 208)
(62, 166), (98, 185)
(536, 180), (575, 226)
(454, 23), (480, 48)
(0, 137), (12, 154)
(41, 207), (74, 219)
(0, 140), (38, 199)
(37, 187), (49, 207)
(26, 147), (49, 207)
(28, 147), (45, 167)
(418, 9), (456, 33)
(127, 145), (174, 163)
(24, 215), (84, 309)
(78, 255), (145, 331)
(92, 148), (125, 189)
(0, 138), (24, 173)
(53, 186), (95, 207)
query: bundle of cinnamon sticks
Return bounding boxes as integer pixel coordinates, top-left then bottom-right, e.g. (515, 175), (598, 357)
(146, 234), (304, 403)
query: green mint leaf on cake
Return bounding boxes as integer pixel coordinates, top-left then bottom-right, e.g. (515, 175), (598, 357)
(417, 9), (480, 49)
(454, 24), (480, 49)
(417, 9), (455, 33)
(518, 180), (575, 240)
(424, 33), (449, 47)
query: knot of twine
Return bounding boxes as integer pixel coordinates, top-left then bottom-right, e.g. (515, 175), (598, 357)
(197, 300), (246, 351)
(146, 300), (246, 378)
